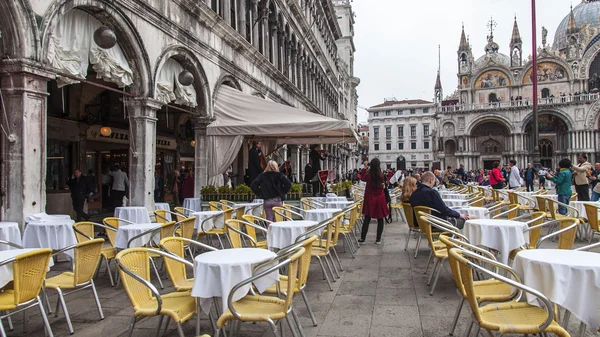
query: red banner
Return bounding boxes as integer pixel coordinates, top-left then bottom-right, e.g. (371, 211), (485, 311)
(318, 170), (329, 187)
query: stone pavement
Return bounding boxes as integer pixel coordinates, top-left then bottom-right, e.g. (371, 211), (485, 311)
(4, 216), (599, 337)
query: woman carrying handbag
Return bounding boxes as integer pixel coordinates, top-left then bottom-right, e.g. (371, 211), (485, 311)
(358, 158), (390, 244)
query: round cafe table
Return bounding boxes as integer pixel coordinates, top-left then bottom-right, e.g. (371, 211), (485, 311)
(513, 249), (600, 332)
(441, 193), (469, 200)
(326, 196), (348, 202)
(454, 207), (488, 220)
(191, 248), (278, 315)
(192, 211), (224, 232)
(0, 222), (22, 251)
(0, 248), (54, 288)
(22, 219), (77, 259)
(302, 208), (342, 223)
(570, 201), (600, 220)
(154, 202), (172, 221)
(267, 220), (318, 250)
(463, 219), (529, 264)
(114, 207), (151, 225)
(443, 199), (468, 208)
(324, 200), (353, 210)
(183, 198), (202, 215)
(114, 223), (160, 249)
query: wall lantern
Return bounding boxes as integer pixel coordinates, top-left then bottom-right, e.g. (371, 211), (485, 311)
(178, 70), (194, 86)
(93, 26), (117, 49)
(100, 126), (112, 137)
(190, 140), (196, 147)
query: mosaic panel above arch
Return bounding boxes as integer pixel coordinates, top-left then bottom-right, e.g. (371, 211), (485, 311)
(523, 62), (568, 84)
(475, 70), (510, 88)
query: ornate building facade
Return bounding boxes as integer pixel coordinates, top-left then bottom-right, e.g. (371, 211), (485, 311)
(437, 1), (600, 171)
(0, 0), (359, 224)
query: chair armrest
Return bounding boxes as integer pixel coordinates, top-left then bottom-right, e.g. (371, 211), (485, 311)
(155, 210), (183, 222)
(115, 218), (136, 225)
(147, 248), (193, 268)
(462, 250), (554, 331)
(51, 244), (77, 257)
(240, 220), (268, 234)
(492, 205), (519, 219)
(224, 223), (258, 247)
(285, 204), (305, 214)
(128, 227), (161, 248)
(535, 220), (578, 248)
(200, 213), (224, 233)
(283, 208), (305, 220)
(0, 240), (23, 249)
(177, 207), (196, 216)
(295, 221), (329, 243)
(116, 257), (163, 315)
(445, 236), (497, 262)
(178, 238), (219, 251)
(575, 241), (600, 251)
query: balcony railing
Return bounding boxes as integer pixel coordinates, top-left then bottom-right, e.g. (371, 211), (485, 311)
(438, 93), (600, 113)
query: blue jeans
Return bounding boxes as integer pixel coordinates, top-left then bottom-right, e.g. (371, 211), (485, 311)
(592, 190), (600, 202)
(557, 195), (570, 215)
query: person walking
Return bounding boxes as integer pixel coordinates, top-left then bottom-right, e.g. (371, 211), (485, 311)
(67, 169), (93, 222)
(591, 163), (600, 202)
(309, 144), (327, 196)
(181, 169), (194, 199)
(489, 161), (505, 189)
(547, 159), (573, 215)
(524, 163), (536, 192)
(358, 158), (390, 245)
(110, 165), (129, 208)
(572, 154), (592, 201)
(251, 160), (292, 222)
(538, 167), (547, 190)
(248, 141), (263, 185)
(172, 170), (181, 206)
(508, 160), (521, 189)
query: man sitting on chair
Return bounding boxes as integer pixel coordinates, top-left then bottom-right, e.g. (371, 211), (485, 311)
(409, 172), (469, 229)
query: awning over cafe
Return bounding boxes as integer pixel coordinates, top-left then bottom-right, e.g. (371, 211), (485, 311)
(207, 86), (358, 144)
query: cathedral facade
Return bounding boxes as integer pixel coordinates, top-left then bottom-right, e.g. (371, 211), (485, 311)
(436, 1), (600, 171)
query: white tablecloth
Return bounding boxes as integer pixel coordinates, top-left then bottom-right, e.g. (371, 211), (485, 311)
(0, 222), (22, 251)
(183, 198), (202, 214)
(441, 193), (469, 200)
(191, 248), (278, 314)
(463, 219), (529, 264)
(233, 203), (263, 216)
(24, 213), (71, 225)
(22, 220), (77, 259)
(302, 208), (342, 223)
(513, 249), (600, 331)
(454, 207), (489, 220)
(443, 199), (468, 208)
(326, 196), (348, 202)
(193, 211), (224, 231)
(0, 248), (53, 288)
(324, 201), (353, 210)
(267, 221), (318, 250)
(114, 207), (151, 225)
(154, 203), (172, 221)
(570, 201), (600, 219)
(115, 223), (160, 249)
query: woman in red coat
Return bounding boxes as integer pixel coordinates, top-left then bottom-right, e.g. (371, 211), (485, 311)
(358, 158), (390, 244)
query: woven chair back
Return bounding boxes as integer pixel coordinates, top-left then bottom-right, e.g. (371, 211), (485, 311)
(117, 249), (153, 309)
(73, 222), (94, 242)
(74, 238), (104, 285)
(160, 237), (188, 288)
(12, 249), (52, 304)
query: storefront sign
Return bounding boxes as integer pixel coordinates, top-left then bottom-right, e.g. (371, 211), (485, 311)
(86, 125), (177, 150)
(48, 118), (80, 142)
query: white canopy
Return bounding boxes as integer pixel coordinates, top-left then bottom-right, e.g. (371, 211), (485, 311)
(207, 86), (358, 144)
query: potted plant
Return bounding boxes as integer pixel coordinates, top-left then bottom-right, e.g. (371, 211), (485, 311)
(287, 183), (303, 200)
(234, 184), (253, 201)
(200, 185), (218, 201)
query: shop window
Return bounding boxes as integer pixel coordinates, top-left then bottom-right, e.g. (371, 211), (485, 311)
(374, 144), (379, 151)
(424, 141), (430, 149)
(411, 142), (416, 149)
(386, 143), (391, 150)
(398, 143), (404, 150)
(46, 139), (74, 191)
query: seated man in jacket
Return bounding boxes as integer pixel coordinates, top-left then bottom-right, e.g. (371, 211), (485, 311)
(409, 172), (469, 229)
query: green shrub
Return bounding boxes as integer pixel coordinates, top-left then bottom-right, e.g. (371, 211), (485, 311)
(234, 184), (253, 195)
(217, 185), (232, 194)
(200, 185), (218, 195)
(290, 183), (303, 194)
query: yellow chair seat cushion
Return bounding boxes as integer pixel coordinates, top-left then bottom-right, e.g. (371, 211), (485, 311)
(200, 229), (227, 235)
(311, 246), (330, 257)
(255, 241), (268, 249)
(473, 279), (513, 302)
(217, 294), (287, 327)
(135, 291), (196, 323)
(0, 290), (17, 310)
(101, 247), (116, 260)
(479, 302), (568, 336)
(46, 272), (77, 289)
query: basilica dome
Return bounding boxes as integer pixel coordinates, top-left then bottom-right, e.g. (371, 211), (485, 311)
(474, 52), (510, 70)
(553, 0), (600, 51)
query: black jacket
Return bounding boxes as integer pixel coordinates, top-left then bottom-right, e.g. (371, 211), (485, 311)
(248, 146), (262, 183)
(251, 172), (292, 200)
(409, 184), (460, 223)
(67, 176), (93, 199)
(309, 149), (325, 175)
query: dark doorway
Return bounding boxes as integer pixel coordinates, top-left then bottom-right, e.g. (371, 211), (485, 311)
(488, 93), (498, 103)
(483, 160), (497, 170)
(541, 88), (550, 98)
(396, 156), (406, 170)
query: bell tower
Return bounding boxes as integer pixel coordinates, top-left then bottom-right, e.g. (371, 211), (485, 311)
(435, 45), (443, 106)
(510, 16), (523, 68)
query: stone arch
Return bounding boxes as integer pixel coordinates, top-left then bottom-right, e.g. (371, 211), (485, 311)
(520, 57), (573, 84)
(213, 74), (243, 103)
(466, 115), (513, 135)
(442, 122), (456, 137)
(0, 0), (39, 59)
(580, 35), (600, 79)
(39, 0), (152, 97)
(471, 67), (514, 89)
(153, 45), (212, 117)
(520, 109), (574, 133)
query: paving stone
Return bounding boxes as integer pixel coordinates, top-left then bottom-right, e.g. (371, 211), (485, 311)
(337, 281), (378, 296)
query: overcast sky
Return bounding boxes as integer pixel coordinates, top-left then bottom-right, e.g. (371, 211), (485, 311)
(352, 0), (572, 123)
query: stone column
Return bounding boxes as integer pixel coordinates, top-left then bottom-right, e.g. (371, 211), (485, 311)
(251, 1), (259, 49)
(291, 145), (300, 183)
(194, 117), (214, 194)
(126, 98), (161, 212)
(0, 61), (52, 228)
(238, 0), (247, 38)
